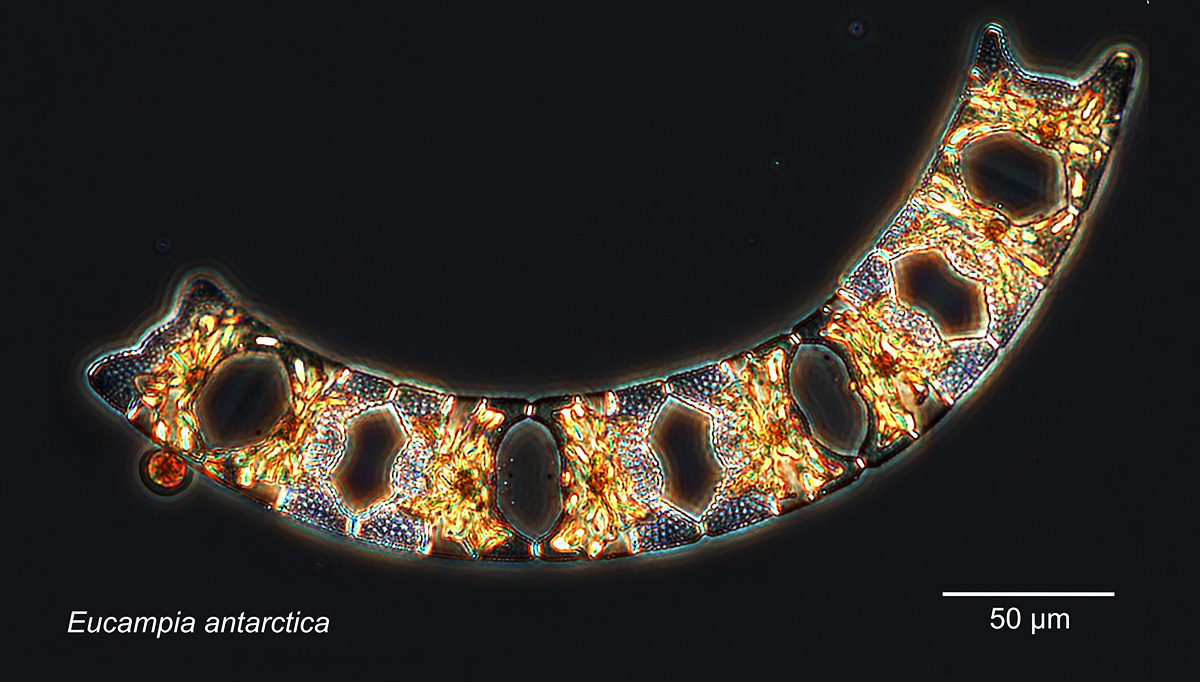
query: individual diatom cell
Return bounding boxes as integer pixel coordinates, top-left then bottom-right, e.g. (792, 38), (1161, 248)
(391, 396), (519, 560)
(707, 342), (849, 508)
(138, 448), (194, 496)
(535, 392), (663, 561)
(201, 346), (348, 492)
(821, 297), (952, 454)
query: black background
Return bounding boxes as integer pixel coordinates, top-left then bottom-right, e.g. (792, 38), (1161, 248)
(11, 1), (1182, 679)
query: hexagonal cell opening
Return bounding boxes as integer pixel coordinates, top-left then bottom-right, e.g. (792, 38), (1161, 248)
(893, 249), (987, 339)
(196, 353), (291, 448)
(496, 419), (562, 540)
(788, 344), (867, 455)
(335, 406), (408, 511)
(962, 133), (1065, 221)
(650, 398), (722, 518)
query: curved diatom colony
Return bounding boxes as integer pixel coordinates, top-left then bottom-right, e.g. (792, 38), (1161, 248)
(85, 24), (1139, 562)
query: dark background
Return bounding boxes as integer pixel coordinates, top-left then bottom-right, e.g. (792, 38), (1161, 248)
(11, 1), (1180, 679)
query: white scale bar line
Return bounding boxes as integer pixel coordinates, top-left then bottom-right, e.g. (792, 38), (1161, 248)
(942, 592), (1114, 597)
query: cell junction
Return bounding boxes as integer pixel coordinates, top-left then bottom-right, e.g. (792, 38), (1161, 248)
(85, 24), (1138, 562)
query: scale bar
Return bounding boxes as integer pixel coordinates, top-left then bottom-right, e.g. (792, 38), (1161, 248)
(942, 592), (1114, 597)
